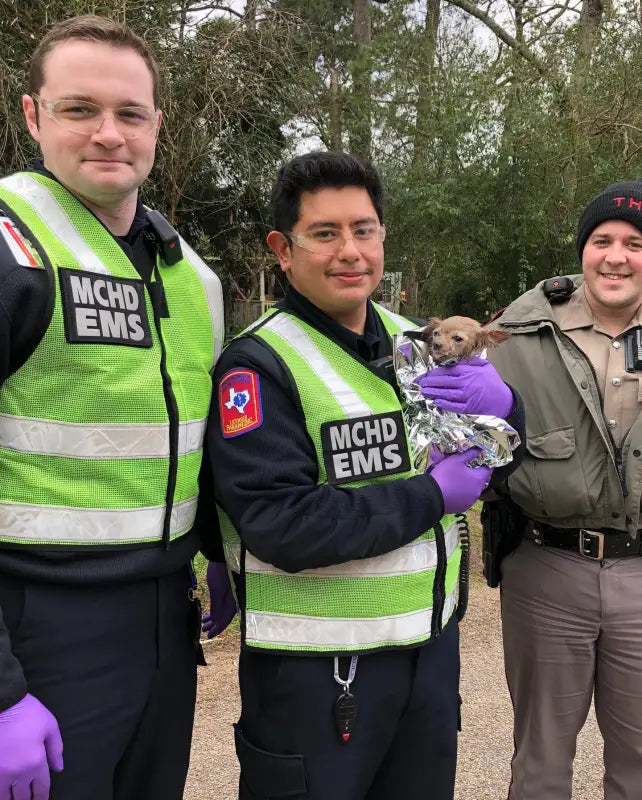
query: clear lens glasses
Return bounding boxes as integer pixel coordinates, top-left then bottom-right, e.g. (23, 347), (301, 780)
(33, 95), (159, 140)
(288, 224), (386, 255)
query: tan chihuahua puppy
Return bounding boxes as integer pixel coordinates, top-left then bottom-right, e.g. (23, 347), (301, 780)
(419, 316), (509, 362)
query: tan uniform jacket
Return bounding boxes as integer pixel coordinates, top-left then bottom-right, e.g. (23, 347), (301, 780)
(488, 275), (642, 535)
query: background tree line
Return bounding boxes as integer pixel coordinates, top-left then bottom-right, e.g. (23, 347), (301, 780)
(2, 0), (641, 325)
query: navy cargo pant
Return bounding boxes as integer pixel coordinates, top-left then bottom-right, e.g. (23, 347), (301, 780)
(0, 568), (200, 800)
(235, 618), (460, 800)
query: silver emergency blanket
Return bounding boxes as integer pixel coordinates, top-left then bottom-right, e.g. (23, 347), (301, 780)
(393, 332), (521, 473)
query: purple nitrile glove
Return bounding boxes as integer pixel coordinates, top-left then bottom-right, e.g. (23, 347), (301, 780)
(0, 693), (63, 800)
(416, 357), (513, 418)
(201, 561), (237, 639)
(430, 448), (493, 513)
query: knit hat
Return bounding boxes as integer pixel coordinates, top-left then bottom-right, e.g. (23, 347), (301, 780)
(576, 179), (642, 261)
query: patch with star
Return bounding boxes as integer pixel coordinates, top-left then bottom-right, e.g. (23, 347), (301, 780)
(219, 368), (264, 438)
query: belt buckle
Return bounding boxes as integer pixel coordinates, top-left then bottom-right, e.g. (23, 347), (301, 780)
(579, 529), (604, 560)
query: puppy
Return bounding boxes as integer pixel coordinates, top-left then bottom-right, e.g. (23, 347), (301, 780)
(418, 316), (509, 362)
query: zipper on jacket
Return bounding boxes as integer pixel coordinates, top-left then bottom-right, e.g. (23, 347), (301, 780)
(150, 257), (179, 549)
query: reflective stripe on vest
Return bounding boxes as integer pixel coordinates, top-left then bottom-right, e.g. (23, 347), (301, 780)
(246, 519), (459, 578)
(266, 314), (372, 418)
(0, 496), (197, 545)
(373, 303), (415, 332)
(0, 414), (206, 458)
(0, 173), (220, 547)
(246, 589), (458, 651)
(172, 236), (223, 364)
(1, 173), (110, 273)
(222, 308), (460, 654)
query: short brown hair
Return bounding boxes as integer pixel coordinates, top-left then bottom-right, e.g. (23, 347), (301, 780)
(28, 15), (161, 108)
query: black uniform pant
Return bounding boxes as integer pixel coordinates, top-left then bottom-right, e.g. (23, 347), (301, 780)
(236, 618), (460, 800)
(0, 568), (199, 800)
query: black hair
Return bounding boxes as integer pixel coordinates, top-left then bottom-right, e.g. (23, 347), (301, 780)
(270, 150), (384, 234)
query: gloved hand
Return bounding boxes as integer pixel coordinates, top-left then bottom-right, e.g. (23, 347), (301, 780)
(429, 448), (493, 513)
(201, 561), (237, 639)
(0, 693), (64, 800)
(416, 358), (513, 418)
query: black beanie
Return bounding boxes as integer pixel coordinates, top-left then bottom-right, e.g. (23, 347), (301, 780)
(576, 179), (642, 261)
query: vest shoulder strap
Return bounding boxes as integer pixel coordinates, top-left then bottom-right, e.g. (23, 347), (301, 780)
(0, 194), (55, 380)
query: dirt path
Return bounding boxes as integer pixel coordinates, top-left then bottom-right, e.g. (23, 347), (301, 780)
(185, 555), (604, 799)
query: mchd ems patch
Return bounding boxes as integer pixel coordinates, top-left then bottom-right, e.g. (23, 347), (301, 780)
(321, 410), (411, 485)
(59, 268), (152, 347)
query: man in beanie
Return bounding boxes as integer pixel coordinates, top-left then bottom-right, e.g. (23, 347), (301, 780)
(482, 178), (642, 800)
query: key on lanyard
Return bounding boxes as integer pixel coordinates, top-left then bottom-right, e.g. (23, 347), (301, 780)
(333, 656), (358, 743)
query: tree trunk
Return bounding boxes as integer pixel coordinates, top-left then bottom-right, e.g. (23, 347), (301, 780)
(350, 0), (372, 159)
(412, 0), (441, 168)
(244, 0), (259, 27)
(329, 64), (343, 150)
(565, 0), (604, 204)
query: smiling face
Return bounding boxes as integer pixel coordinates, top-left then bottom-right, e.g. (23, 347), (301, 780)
(22, 39), (160, 210)
(267, 186), (385, 333)
(582, 220), (642, 326)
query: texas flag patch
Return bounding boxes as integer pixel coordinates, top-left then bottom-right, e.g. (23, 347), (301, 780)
(219, 369), (264, 438)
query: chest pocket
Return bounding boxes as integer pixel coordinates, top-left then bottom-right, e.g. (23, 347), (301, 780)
(508, 426), (597, 518)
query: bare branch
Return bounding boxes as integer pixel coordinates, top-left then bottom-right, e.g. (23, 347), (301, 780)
(445, 0), (554, 81)
(524, 1), (581, 22)
(185, 3), (244, 18)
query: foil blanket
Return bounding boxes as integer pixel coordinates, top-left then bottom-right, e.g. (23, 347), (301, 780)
(393, 331), (521, 473)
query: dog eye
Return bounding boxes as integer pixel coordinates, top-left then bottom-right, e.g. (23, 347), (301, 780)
(452, 335), (464, 342)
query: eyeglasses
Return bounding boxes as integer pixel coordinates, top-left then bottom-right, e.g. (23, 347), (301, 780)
(287, 224), (386, 255)
(32, 95), (160, 140)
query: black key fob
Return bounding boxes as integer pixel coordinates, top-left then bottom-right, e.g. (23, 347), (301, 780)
(334, 690), (358, 742)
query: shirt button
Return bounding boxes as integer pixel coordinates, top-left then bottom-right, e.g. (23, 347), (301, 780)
(608, 419), (617, 428)
(612, 377), (622, 386)
(613, 340), (622, 349)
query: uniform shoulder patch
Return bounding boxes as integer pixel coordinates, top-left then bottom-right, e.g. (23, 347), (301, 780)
(0, 216), (43, 268)
(219, 368), (264, 438)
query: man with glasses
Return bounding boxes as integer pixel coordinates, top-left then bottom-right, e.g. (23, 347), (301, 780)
(0, 15), (229, 800)
(205, 150), (526, 799)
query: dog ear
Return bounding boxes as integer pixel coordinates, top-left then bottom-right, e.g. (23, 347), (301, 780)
(484, 329), (510, 347)
(416, 318), (441, 344)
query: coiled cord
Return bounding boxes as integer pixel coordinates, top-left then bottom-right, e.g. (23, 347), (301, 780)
(456, 512), (470, 621)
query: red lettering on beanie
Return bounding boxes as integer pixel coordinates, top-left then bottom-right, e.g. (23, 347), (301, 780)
(629, 197), (642, 211)
(614, 196), (626, 207)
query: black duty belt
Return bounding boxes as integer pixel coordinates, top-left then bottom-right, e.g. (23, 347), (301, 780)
(524, 520), (642, 561)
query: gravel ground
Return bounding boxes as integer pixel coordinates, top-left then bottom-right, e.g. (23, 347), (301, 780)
(185, 537), (604, 799)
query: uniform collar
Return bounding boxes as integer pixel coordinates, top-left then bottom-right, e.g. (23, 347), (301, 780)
(278, 286), (388, 361)
(30, 161), (155, 282)
(555, 285), (597, 332)
(556, 283), (642, 336)
(31, 161), (147, 242)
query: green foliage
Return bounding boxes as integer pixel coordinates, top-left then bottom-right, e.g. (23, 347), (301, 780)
(3, 0), (642, 321)
(0, 0), (312, 314)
